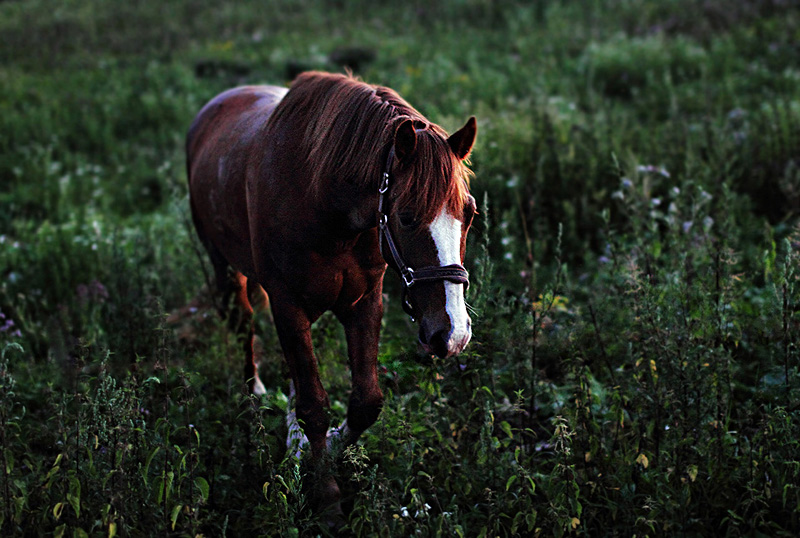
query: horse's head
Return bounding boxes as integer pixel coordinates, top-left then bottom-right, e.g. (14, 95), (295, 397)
(380, 117), (477, 359)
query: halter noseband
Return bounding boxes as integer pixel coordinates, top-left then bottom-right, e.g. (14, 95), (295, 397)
(377, 145), (470, 321)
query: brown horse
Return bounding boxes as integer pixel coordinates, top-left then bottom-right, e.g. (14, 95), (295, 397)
(186, 71), (477, 506)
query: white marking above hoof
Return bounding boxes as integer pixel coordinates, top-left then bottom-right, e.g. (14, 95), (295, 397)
(326, 420), (351, 452)
(251, 375), (267, 396)
(253, 376), (267, 396)
(286, 381), (308, 460)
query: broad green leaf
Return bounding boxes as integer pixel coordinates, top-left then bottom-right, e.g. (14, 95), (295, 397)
(506, 474), (518, 491)
(170, 504), (182, 531)
(52, 502), (64, 520)
(195, 476), (210, 502)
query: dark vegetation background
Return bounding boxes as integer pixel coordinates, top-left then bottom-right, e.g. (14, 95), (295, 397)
(1, 0), (799, 535)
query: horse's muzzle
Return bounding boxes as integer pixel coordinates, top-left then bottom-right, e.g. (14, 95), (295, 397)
(418, 317), (471, 358)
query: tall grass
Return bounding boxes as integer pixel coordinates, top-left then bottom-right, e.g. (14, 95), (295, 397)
(1, 0), (799, 535)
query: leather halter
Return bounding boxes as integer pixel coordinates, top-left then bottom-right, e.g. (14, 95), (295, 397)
(377, 145), (470, 321)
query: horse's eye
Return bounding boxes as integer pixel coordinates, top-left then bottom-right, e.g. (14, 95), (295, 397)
(463, 195), (477, 227)
(399, 212), (417, 228)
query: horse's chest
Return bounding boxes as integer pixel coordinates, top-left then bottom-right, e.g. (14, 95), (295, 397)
(276, 246), (378, 307)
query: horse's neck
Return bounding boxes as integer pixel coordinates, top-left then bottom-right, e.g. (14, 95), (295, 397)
(314, 176), (380, 234)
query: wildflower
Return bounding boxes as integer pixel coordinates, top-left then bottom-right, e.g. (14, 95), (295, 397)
(611, 190), (624, 201)
(651, 198), (661, 207)
(621, 178), (633, 189)
(682, 221), (693, 233)
(727, 108), (745, 122)
(77, 284), (89, 305)
(415, 503), (431, 517)
(0, 310), (22, 338)
(77, 280), (109, 305)
(637, 164), (670, 178)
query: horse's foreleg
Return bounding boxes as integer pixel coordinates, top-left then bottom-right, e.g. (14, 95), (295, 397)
(285, 381), (346, 458)
(286, 380), (309, 458)
(272, 301), (341, 511)
(336, 286), (385, 447)
(272, 301), (332, 461)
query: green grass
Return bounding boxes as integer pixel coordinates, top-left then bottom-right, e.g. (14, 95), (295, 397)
(1, 0), (800, 535)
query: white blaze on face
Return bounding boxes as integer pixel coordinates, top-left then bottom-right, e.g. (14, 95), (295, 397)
(428, 205), (471, 356)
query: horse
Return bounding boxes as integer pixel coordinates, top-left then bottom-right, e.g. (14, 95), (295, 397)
(186, 71), (477, 508)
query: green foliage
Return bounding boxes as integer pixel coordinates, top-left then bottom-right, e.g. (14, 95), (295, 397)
(1, 0), (799, 535)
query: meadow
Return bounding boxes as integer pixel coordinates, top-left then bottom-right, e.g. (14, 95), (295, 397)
(1, 0), (799, 535)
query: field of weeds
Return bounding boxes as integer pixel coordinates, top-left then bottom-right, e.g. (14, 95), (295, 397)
(1, 1), (799, 535)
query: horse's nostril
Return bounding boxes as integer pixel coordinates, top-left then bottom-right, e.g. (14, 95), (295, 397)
(429, 329), (450, 359)
(418, 326), (429, 345)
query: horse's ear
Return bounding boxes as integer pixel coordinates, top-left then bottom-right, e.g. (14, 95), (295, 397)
(394, 119), (417, 161)
(448, 116), (477, 160)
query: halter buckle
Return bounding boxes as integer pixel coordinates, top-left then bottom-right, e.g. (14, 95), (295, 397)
(379, 172), (390, 194)
(402, 268), (415, 288)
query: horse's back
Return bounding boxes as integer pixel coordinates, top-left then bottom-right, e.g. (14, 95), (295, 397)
(187, 85), (288, 160)
(187, 85), (289, 276)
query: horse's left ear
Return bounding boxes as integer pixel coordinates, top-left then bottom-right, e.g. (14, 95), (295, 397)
(448, 116), (477, 160)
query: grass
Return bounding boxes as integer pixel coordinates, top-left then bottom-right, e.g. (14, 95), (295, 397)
(1, 0), (800, 535)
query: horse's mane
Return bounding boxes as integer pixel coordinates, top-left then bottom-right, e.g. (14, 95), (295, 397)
(266, 71), (470, 223)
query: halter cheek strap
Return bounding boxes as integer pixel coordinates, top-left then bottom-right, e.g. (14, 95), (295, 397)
(377, 146), (470, 321)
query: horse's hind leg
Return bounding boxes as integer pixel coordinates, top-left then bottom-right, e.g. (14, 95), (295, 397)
(198, 236), (265, 395)
(235, 274), (266, 395)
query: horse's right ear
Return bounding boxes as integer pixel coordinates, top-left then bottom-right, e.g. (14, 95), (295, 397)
(448, 116), (477, 161)
(394, 119), (417, 161)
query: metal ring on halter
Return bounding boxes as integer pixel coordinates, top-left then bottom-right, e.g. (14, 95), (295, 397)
(379, 173), (390, 194)
(402, 268), (415, 288)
